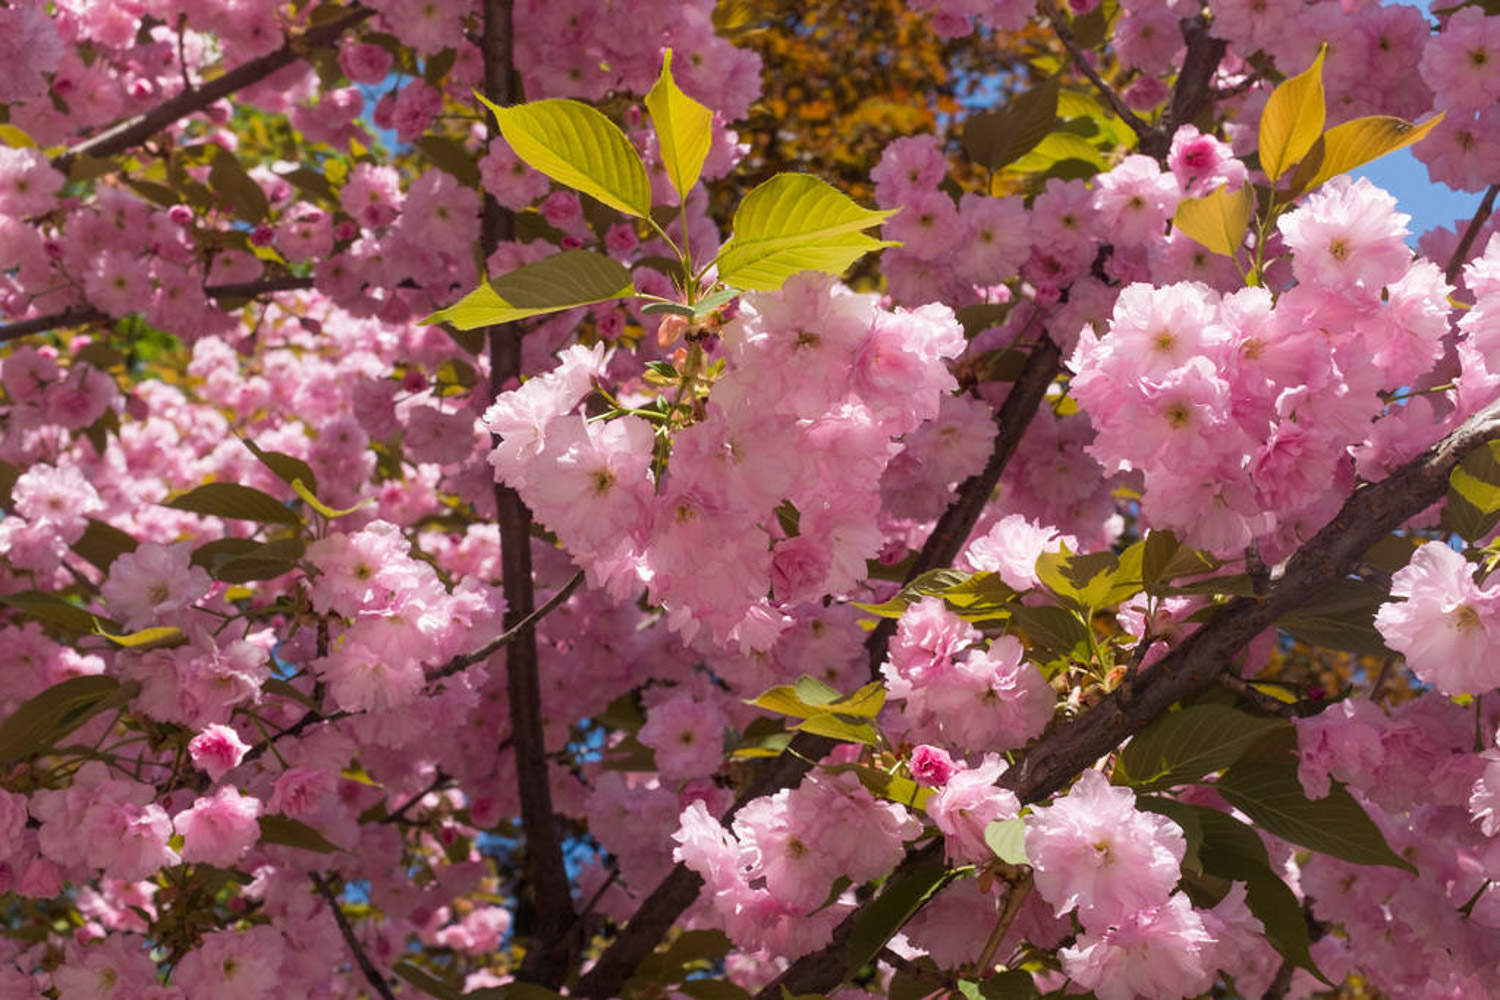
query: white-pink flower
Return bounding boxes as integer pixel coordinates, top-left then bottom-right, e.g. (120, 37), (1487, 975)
(1373, 542), (1500, 696)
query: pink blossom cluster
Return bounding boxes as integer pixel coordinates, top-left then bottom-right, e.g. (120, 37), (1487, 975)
(673, 769), (920, 957)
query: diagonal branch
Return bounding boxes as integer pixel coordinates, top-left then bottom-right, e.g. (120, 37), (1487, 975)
(1446, 183), (1500, 285)
(1039, 1), (1151, 143)
(0, 275), (315, 345)
(750, 396), (1500, 1000)
(51, 6), (373, 175)
(311, 872), (398, 1000)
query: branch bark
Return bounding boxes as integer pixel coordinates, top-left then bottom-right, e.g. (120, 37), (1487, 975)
(0, 276), (316, 345)
(478, 0), (575, 987)
(751, 396), (1500, 999)
(51, 6), (374, 175)
(311, 872), (398, 1000)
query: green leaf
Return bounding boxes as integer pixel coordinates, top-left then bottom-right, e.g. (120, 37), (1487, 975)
(1215, 757), (1416, 872)
(395, 962), (461, 1000)
(1277, 577), (1392, 656)
(243, 439), (318, 498)
(424, 250), (636, 330)
(0, 124), (35, 148)
(676, 981), (750, 1000)
(645, 50), (714, 201)
(1259, 45), (1327, 182)
(1173, 183), (1254, 258)
(962, 76), (1061, 170)
(825, 763), (932, 810)
(1288, 112), (1444, 195)
(1007, 605), (1090, 659)
(984, 817), (1029, 865)
(1005, 130), (1105, 174)
(164, 483), (302, 526)
(1116, 706), (1288, 792)
(846, 864), (950, 974)
(957, 973), (1039, 1000)
(0, 591), (114, 634)
(749, 679), (885, 719)
(258, 814), (339, 853)
(70, 518), (138, 573)
(417, 135), (481, 188)
(715, 174), (897, 291)
(1034, 547), (1138, 610)
(208, 147), (269, 223)
(1141, 530), (1219, 595)
(1140, 799), (1328, 983)
(0, 676), (125, 764)
(210, 538), (307, 584)
(478, 94), (652, 217)
(0, 458), (18, 505)
(95, 624), (187, 650)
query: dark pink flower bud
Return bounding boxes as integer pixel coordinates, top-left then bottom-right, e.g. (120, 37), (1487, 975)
(910, 744), (959, 787)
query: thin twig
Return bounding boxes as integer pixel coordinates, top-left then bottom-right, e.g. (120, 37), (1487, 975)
(0, 275), (316, 345)
(311, 872), (398, 1000)
(52, 6), (373, 175)
(1446, 183), (1500, 285)
(1039, 1), (1151, 142)
(380, 769), (451, 825)
(423, 570), (584, 683)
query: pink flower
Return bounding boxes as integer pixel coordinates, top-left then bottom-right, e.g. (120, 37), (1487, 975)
(909, 745), (959, 787)
(1278, 175), (1412, 294)
(1024, 769), (1185, 929)
(100, 542), (212, 631)
(926, 754), (1019, 863)
(638, 691), (730, 783)
(10, 463), (102, 545)
(1060, 893), (1216, 1000)
(174, 787), (262, 868)
(1374, 541), (1500, 695)
(881, 597), (978, 698)
(188, 725), (250, 784)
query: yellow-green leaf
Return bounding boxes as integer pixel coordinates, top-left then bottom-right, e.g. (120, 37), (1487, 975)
(1259, 45), (1327, 183)
(645, 50), (713, 201)
(715, 173), (897, 290)
(96, 624), (187, 650)
(478, 94), (652, 218)
(1173, 183), (1255, 257)
(962, 76), (1061, 170)
(0, 124), (36, 148)
(424, 250), (635, 330)
(1005, 130), (1106, 175)
(291, 479), (371, 519)
(1288, 112), (1445, 195)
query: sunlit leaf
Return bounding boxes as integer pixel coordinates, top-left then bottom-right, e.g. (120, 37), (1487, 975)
(1259, 45), (1326, 182)
(645, 50), (714, 201)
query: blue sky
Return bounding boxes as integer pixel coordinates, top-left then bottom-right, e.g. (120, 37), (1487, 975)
(1352, 148), (1480, 242)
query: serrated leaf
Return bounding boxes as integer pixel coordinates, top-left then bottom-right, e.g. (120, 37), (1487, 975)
(243, 439), (318, 497)
(0, 676), (124, 764)
(165, 483), (302, 526)
(1140, 799), (1328, 983)
(258, 813), (338, 853)
(95, 624), (187, 650)
(984, 817), (1029, 865)
(478, 94), (652, 217)
(1116, 706), (1288, 792)
(424, 250), (635, 330)
(70, 518), (138, 572)
(1215, 760), (1415, 872)
(1259, 45), (1326, 182)
(645, 50), (714, 201)
(847, 864), (950, 974)
(715, 174), (897, 291)
(1007, 605), (1090, 658)
(208, 147), (269, 222)
(962, 76), (1061, 170)
(212, 538), (306, 583)
(1173, 183), (1254, 257)
(793, 675), (841, 706)
(0, 591), (117, 634)
(1288, 112), (1444, 195)
(1278, 577), (1392, 656)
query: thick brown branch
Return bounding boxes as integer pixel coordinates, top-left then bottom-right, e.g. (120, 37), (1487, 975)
(756, 397), (1500, 999)
(478, 0), (574, 987)
(0, 275), (315, 344)
(52, 6), (373, 175)
(311, 872), (398, 1000)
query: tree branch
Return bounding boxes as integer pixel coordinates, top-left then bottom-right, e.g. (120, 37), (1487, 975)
(51, 6), (374, 175)
(0, 275), (315, 345)
(424, 570), (583, 683)
(1446, 183), (1500, 285)
(752, 397), (1500, 999)
(311, 872), (398, 1000)
(1039, 1), (1151, 143)
(478, 0), (575, 987)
